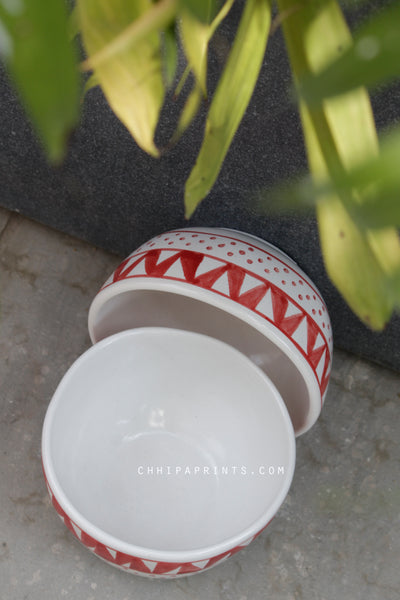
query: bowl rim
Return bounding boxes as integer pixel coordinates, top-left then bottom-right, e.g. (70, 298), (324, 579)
(88, 278), (323, 436)
(42, 327), (296, 563)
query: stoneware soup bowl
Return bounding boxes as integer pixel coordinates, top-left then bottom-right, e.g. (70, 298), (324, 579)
(89, 227), (333, 436)
(42, 328), (295, 578)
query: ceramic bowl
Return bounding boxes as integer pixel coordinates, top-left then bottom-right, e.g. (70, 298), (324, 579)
(42, 328), (295, 578)
(88, 228), (332, 435)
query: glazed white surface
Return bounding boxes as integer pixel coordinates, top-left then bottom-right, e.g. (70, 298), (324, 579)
(42, 328), (295, 562)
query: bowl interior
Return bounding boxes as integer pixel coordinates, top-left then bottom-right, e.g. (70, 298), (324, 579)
(90, 290), (311, 434)
(43, 328), (295, 556)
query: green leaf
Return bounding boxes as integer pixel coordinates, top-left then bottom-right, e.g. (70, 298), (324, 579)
(169, 83), (203, 147)
(335, 131), (400, 229)
(162, 24), (178, 89)
(300, 2), (400, 104)
(179, 0), (216, 23)
(184, 0), (272, 218)
(0, 0), (80, 162)
(68, 5), (80, 40)
(180, 0), (234, 97)
(80, 0), (177, 71)
(174, 64), (191, 98)
(278, 0), (400, 330)
(180, 10), (209, 96)
(77, 0), (174, 157)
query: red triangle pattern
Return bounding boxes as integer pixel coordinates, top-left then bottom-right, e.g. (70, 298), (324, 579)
(44, 472), (267, 577)
(110, 248), (331, 400)
(227, 266), (245, 298)
(179, 250), (204, 282)
(271, 290), (305, 337)
(195, 264), (229, 289)
(238, 284), (269, 311)
(308, 343), (326, 372)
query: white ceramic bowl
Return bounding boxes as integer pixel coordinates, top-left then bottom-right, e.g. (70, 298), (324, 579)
(89, 228), (333, 435)
(42, 328), (295, 578)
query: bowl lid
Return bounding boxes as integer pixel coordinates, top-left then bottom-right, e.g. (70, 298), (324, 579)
(88, 228), (333, 436)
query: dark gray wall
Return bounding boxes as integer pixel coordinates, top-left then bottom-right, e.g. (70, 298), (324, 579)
(1, 2), (399, 371)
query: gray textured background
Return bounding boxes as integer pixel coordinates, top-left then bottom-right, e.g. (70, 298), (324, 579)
(1, 1), (399, 370)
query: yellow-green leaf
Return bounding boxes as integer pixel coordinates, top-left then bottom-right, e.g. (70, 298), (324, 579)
(317, 198), (395, 329)
(77, 0), (172, 157)
(180, 10), (210, 96)
(184, 0), (271, 218)
(82, 72), (100, 98)
(179, 0), (234, 97)
(174, 0), (234, 143)
(80, 0), (177, 71)
(179, 0), (216, 23)
(330, 128), (400, 230)
(256, 126), (400, 228)
(300, 2), (400, 104)
(278, 0), (400, 330)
